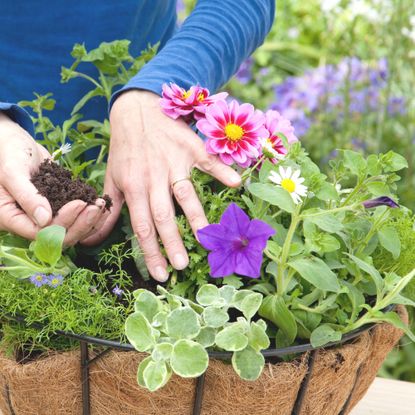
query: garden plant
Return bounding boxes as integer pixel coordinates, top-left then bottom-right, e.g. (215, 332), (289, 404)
(0, 38), (413, 414)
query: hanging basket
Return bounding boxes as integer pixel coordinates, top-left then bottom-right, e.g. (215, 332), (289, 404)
(0, 306), (407, 415)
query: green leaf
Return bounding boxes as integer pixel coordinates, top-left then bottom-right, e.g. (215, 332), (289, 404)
(310, 325), (342, 348)
(248, 321), (270, 351)
(378, 226), (401, 259)
(215, 323), (248, 351)
(219, 285), (236, 304)
(151, 343), (173, 362)
(143, 360), (170, 392)
(382, 151), (408, 172)
(259, 296), (297, 344)
(239, 292), (263, 321)
(134, 291), (162, 321)
(248, 183), (295, 213)
(33, 225), (66, 267)
(125, 312), (156, 352)
(303, 212), (344, 233)
(370, 311), (415, 342)
(195, 327), (216, 347)
(166, 307), (201, 340)
(346, 254), (384, 295)
(196, 284), (224, 306)
(232, 346), (265, 381)
(170, 340), (209, 377)
(288, 257), (341, 292)
(203, 306), (229, 328)
(137, 356), (152, 389)
(71, 88), (103, 115)
(341, 150), (367, 176)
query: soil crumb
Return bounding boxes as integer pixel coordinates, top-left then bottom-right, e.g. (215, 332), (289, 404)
(31, 159), (112, 216)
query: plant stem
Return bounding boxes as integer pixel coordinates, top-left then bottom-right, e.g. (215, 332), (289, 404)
(276, 204), (301, 296)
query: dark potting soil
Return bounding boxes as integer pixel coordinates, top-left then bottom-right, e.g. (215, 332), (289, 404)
(31, 159), (112, 216)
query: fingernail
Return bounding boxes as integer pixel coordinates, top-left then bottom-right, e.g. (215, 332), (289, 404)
(95, 198), (106, 209)
(230, 174), (241, 185)
(154, 266), (168, 282)
(173, 253), (188, 270)
(86, 207), (100, 225)
(33, 206), (50, 227)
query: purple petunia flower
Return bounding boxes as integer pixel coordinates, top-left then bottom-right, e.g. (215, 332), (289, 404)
(362, 196), (399, 209)
(46, 274), (64, 288)
(197, 203), (275, 278)
(112, 285), (124, 297)
(29, 273), (48, 287)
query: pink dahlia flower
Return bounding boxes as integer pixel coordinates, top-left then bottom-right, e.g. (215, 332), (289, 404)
(261, 110), (298, 163)
(196, 100), (267, 168)
(160, 83), (228, 121)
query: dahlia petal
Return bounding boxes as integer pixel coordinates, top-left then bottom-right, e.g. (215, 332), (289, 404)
(219, 153), (235, 165)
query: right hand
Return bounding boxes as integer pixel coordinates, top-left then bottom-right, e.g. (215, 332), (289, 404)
(0, 112), (107, 245)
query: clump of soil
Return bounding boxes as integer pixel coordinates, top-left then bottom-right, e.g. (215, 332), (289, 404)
(31, 160), (112, 216)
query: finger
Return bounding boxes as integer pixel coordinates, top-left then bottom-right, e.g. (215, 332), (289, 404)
(81, 177), (124, 245)
(172, 177), (208, 236)
(36, 143), (52, 161)
(126, 188), (169, 282)
(194, 150), (241, 188)
(52, 200), (88, 229)
(150, 183), (189, 271)
(2, 172), (52, 227)
(0, 185), (39, 239)
(64, 200), (106, 246)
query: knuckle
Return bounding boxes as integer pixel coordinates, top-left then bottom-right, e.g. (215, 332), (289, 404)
(144, 252), (164, 266)
(200, 155), (219, 173)
(153, 206), (173, 225)
(173, 180), (192, 202)
(135, 220), (155, 241)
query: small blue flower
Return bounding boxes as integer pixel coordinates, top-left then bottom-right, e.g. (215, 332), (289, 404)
(46, 274), (64, 288)
(29, 273), (48, 287)
(112, 285), (124, 298)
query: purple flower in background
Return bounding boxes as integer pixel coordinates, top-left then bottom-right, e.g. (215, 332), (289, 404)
(362, 196), (399, 209)
(29, 273), (47, 287)
(235, 57), (254, 84)
(112, 285), (124, 297)
(47, 274), (64, 288)
(197, 203), (275, 278)
(388, 97), (406, 115)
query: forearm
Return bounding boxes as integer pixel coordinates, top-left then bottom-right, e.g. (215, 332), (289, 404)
(0, 102), (34, 136)
(112, 0), (275, 104)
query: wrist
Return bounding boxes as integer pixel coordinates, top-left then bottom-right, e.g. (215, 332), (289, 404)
(110, 89), (160, 120)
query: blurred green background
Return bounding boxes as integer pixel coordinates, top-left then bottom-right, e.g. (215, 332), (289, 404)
(179, 0), (415, 382)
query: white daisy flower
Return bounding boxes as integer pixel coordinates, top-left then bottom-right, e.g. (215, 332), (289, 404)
(269, 166), (308, 204)
(52, 143), (72, 160)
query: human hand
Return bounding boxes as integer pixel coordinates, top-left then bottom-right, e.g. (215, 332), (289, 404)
(0, 112), (107, 245)
(83, 90), (241, 281)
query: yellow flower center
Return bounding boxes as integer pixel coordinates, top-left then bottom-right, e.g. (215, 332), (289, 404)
(225, 123), (244, 141)
(281, 178), (296, 193)
(182, 90), (192, 99)
(36, 276), (43, 281)
(51, 278), (59, 285)
(197, 92), (206, 101)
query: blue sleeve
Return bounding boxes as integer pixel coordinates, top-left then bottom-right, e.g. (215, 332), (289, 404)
(111, 0), (275, 105)
(0, 102), (34, 135)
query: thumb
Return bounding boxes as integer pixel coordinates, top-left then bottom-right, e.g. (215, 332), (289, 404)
(4, 173), (52, 227)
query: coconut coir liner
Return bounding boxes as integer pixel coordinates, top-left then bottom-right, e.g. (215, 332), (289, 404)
(0, 306), (408, 415)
